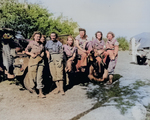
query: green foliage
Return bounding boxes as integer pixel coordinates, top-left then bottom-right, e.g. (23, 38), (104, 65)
(0, 0), (79, 39)
(146, 104), (150, 120)
(116, 37), (129, 51)
(133, 81), (147, 89)
(103, 38), (107, 43)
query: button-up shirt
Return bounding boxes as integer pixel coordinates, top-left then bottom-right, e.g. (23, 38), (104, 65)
(25, 41), (44, 55)
(45, 40), (63, 58)
(75, 35), (91, 49)
(63, 44), (77, 58)
(92, 39), (105, 50)
(106, 38), (119, 49)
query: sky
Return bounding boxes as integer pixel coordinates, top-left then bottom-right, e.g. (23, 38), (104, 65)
(28, 0), (150, 40)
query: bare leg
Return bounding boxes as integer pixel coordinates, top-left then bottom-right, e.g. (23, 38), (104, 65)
(88, 74), (104, 82)
(103, 69), (108, 80)
(66, 73), (69, 85)
(38, 89), (46, 98)
(88, 74), (95, 81)
(107, 50), (115, 60)
(108, 74), (113, 84)
(5, 70), (15, 79)
(59, 80), (65, 95)
(97, 50), (103, 55)
(80, 52), (87, 67)
(76, 60), (81, 72)
(88, 65), (103, 82)
(88, 65), (94, 81)
(103, 52), (109, 63)
(95, 57), (101, 73)
(80, 52), (87, 72)
(53, 81), (60, 94)
(65, 59), (72, 72)
(98, 69), (108, 81)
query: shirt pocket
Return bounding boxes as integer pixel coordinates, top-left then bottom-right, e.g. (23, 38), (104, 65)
(48, 46), (53, 53)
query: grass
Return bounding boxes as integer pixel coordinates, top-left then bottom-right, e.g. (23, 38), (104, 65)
(70, 77), (150, 120)
(87, 80), (150, 114)
(146, 104), (150, 120)
(87, 81), (137, 114)
(70, 74), (122, 120)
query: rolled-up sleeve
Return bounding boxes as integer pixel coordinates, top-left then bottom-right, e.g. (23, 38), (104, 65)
(114, 40), (119, 46)
(75, 35), (80, 41)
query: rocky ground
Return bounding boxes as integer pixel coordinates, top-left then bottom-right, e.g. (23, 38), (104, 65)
(0, 51), (150, 120)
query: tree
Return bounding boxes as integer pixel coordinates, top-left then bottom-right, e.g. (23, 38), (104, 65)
(0, 0), (79, 39)
(116, 37), (129, 51)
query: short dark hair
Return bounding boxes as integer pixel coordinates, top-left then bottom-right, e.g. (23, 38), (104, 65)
(79, 28), (86, 32)
(79, 28), (87, 39)
(41, 35), (46, 40)
(95, 31), (103, 40)
(50, 32), (58, 39)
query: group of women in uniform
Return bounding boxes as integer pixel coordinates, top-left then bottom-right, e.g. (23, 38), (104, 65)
(24, 28), (119, 98)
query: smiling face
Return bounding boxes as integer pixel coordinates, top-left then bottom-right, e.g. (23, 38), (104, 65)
(40, 36), (45, 43)
(67, 37), (74, 46)
(50, 33), (56, 41)
(107, 34), (113, 40)
(79, 31), (85, 38)
(96, 33), (102, 40)
(34, 34), (41, 42)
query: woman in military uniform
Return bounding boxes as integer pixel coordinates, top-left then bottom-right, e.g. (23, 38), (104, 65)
(88, 31), (108, 82)
(25, 31), (45, 98)
(75, 28), (92, 72)
(45, 32), (65, 95)
(63, 36), (77, 85)
(105, 31), (119, 85)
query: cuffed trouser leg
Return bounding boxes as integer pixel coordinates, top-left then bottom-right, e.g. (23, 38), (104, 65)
(36, 65), (44, 89)
(28, 65), (37, 89)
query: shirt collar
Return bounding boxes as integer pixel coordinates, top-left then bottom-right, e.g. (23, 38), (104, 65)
(96, 38), (102, 43)
(33, 41), (40, 46)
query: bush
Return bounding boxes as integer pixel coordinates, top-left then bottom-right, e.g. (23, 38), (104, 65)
(0, 0), (79, 39)
(116, 37), (129, 51)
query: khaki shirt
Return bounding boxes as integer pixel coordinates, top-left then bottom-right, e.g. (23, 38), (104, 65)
(25, 41), (44, 55)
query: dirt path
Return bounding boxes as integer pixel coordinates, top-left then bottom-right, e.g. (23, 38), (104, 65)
(0, 80), (93, 120)
(0, 51), (150, 120)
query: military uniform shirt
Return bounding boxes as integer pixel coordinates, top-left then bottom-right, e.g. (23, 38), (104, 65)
(25, 41), (44, 55)
(45, 40), (63, 59)
(92, 39), (105, 50)
(75, 35), (91, 49)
